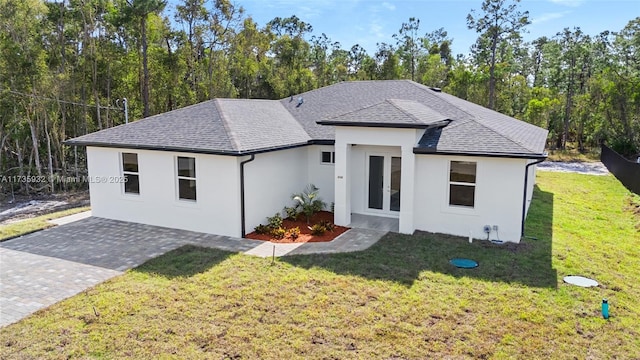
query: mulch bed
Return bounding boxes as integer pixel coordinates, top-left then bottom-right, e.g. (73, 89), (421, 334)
(245, 211), (349, 243)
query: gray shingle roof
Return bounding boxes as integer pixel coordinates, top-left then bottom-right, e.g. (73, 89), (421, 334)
(66, 80), (548, 158)
(66, 99), (309, 154)
(319, 99), (450, 127)
(215, 99), (310, 152)
(65, 100), (237, 153)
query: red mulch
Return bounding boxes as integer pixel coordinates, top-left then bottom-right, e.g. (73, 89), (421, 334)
(245, 211), (349, 243)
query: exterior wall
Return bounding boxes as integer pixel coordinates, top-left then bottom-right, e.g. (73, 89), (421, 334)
(334, 126), (419, 233)
(243, 147), (308, 233)
(524, 160), (538, 214)
(306, 145), (335, 206)
(413, 155), (528, 243)
(86, 146), (241, 237)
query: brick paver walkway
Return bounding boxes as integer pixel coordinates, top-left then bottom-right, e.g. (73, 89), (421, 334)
(0, 215), (386, 327)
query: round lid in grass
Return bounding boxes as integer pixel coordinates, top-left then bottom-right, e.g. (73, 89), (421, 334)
(563, 275), (599, 287)
(450, 258), (479, 269)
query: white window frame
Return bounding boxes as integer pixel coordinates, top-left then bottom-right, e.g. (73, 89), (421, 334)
(176, 156), (197, 202)
(321, 151), (335, 164)
(121, 152), (140, 195)
(448, 160), (476, 208)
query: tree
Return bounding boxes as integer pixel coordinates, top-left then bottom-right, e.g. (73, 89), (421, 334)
(467, 0), (530, 109)
(123, 0), (167, 117)
(393, 17), (424, 81)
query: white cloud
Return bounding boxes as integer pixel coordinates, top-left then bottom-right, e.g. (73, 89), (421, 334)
(532, 11), (570, 24)
(381, 2), (396, 11)
(548, 0), (584, 7)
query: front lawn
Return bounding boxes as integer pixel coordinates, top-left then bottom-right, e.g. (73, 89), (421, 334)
(1, 173), (639, 359)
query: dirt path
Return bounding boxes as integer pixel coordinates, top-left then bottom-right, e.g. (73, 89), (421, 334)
(0, 191), (89, 224)
(537, 161), (609, 176)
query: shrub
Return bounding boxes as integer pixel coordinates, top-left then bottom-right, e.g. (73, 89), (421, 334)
(288, 227), (300, 240)
(283, 206), (299, 220)
(267, 213), (283, 229)
(311, 223), (327, 235)
(292, 184), (326, 224)
(254, 224), (271, 235)
(318, 219), (335, 232)
(271, 227), (286, 239)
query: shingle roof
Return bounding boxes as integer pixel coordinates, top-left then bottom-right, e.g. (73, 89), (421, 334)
(65, 100), (237, 153)
(215, 99), (310, 152)
(65, 99), (309, 154)
(66, 80), (548, 158)
(319, 99), (450, 128)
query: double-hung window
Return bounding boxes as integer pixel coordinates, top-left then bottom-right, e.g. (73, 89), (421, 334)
(177, 157), (197, 201)
(122, 153), (140, 194)
(449, 161), (476, 208)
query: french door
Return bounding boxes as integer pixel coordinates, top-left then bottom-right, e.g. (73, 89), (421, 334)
(367, 155), (401, 214)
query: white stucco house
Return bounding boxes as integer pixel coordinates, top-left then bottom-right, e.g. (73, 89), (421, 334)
(66, 80), (548, 243)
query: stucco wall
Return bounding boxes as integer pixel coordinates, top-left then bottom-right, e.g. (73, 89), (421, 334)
(413, 155), (528, 243)
(333, 126), (419, 233)
(243, 147), (308, 233)
(87, 146), (242, 237)
(306, 145), (335, 207)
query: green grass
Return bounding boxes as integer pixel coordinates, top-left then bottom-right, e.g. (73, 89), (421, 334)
(0, 206), (91, 241)
(2, 173), (639, 359)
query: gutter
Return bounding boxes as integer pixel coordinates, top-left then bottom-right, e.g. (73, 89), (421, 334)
(413, 148), (548, 160)
(63, 140), (321, 157)
(240, 154), (255, 237)
(521, 157), (547, 238)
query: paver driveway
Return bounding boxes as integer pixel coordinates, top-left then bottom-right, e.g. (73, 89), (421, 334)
(0, 217), (261, 327)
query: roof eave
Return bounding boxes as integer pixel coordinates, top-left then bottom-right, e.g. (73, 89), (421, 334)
(63, 140), (317, 157)
(413, 147), (548, 160)
(316, 120), (451, 129)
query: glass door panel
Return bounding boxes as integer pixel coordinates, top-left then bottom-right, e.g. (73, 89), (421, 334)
(390, 157), (401, 212)
(368, 156), (384, 210)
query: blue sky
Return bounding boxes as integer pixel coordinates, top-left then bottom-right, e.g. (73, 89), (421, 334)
(181, 0), (638, 56)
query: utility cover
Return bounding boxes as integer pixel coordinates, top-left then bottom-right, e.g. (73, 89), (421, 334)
(450, 258), (479, 269)
(563, 275), (599, 287)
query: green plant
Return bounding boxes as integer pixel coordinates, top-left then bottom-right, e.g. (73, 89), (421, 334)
(254, 224), (271, 235)
(271, 227), (286, 239)
(310, 223), (327, 235)
(266, 213), (283, 229)
(288, 227), (300, 240)
(292, 184), (326, 224)
(318, 219), (335, 232)
(283, 206), (299, 220)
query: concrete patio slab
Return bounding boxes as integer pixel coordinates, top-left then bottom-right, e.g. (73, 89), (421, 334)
(48, 210), (92, 226)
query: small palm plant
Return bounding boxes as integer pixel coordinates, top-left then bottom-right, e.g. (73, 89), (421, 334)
(292, 184), (326, 224)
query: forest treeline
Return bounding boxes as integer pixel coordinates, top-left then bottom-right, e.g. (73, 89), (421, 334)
(0, 0), (638, 194)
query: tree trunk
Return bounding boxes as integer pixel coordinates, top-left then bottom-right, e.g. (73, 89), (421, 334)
(45, 115), (55, 193)
(141, 16), (150, 117)
(28, 112), (42, 176)
(488, 36), (497, 110)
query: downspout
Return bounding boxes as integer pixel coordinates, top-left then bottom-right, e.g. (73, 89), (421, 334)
(521, 157), (546, 238)
(240, 154), (255, 237)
